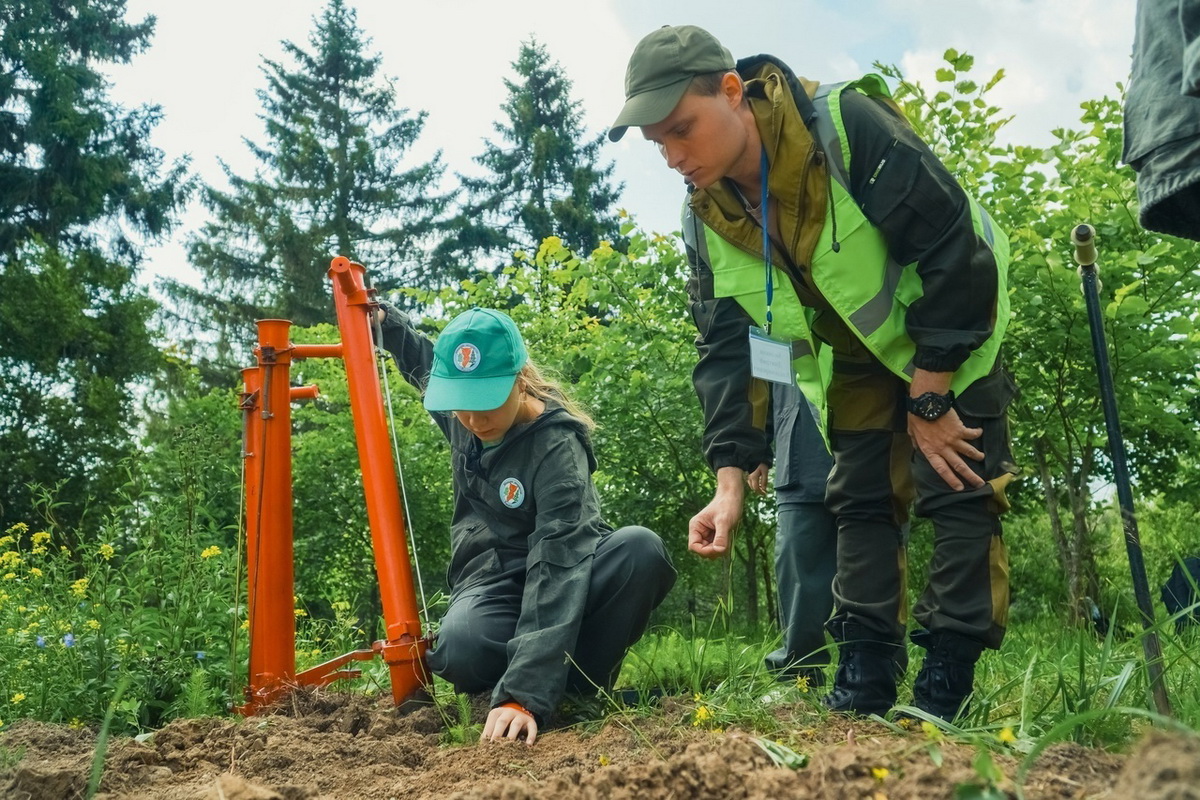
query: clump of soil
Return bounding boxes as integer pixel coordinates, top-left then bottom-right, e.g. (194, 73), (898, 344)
(0, 688), (1182, 799)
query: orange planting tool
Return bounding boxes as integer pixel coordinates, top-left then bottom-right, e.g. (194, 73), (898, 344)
(236, 258), (430, 715)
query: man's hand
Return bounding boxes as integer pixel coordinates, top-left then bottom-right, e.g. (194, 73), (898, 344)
(745, 463), (770, 497)
(688, 466), (746, 558)
(481, 702), (538, 745)
(908, 368), (983, 491)
(908, 410), (984, 490)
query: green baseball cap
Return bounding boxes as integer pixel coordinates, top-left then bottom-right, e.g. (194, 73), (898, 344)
(608, 25), (735, 142)
(424, 308), (528, 412)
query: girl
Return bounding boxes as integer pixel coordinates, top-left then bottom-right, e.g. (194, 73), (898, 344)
(377, 304), (676, 745)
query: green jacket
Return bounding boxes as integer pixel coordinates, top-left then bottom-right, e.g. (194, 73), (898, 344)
(682, 56), (1009, 471)
(379, 307), (608, 721)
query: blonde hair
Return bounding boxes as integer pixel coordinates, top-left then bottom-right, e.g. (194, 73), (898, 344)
(518, 360), (596, 431)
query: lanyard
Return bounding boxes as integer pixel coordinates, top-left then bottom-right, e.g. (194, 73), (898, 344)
(760, 147), (773, 335)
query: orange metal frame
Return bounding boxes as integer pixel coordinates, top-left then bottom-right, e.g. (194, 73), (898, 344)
(236, 256), (429, 715)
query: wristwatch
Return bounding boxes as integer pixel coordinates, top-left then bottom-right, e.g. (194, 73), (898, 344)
(907, 390), (955, 421)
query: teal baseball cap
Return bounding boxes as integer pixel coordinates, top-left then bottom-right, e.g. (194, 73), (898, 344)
(424, 308), (528, 412)
(608, 25), (735, 142)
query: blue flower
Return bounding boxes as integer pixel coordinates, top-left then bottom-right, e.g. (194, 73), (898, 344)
(62, 633), (75, 647)
(36, 636), (45, 648)
(196, 651), (206, 660)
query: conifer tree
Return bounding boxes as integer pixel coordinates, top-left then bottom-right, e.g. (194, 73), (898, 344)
(0, 0), (189, 531)
(435, 39), (623, 278)
(169, 0), (450, 366)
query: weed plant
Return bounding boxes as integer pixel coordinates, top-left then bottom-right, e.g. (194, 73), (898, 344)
(0, 491), (238, 733)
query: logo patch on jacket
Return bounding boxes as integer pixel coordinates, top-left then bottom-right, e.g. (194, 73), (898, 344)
(453, 343), (481, 372)
(499, 477), (525, 508)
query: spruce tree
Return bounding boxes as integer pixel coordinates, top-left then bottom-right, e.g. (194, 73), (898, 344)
(169, 0), (450, 366)
(0, 0), (189, 532)
(435, 39), (623, 278)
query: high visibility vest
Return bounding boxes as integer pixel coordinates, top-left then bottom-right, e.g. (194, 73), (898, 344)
(687, 74), (1010, 425)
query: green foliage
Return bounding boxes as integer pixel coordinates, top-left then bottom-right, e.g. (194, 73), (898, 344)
(406, 225), (776, 628)
(0, 471), (238, 734)
(882, 49), (1200, 620)
(435, 39), (623, 279)
(0, 0), (190, 531)
(170, 0), (451, 369)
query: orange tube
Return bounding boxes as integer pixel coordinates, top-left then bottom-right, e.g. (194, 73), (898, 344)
(292, 343), (344, 360)
(328, 257), (428, 703)
(239, 366), (263, 695)
(246, 319), (297, 699)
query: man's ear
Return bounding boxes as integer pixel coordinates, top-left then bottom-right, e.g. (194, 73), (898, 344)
(721, 71), (744, 108)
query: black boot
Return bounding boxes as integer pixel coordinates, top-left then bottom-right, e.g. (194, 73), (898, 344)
(822, 622), (905, 717)
(911, 629), (984, 722)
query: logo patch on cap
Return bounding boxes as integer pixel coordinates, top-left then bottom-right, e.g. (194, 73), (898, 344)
(499, 478), (525, 508)
(453, 343), (481, 372)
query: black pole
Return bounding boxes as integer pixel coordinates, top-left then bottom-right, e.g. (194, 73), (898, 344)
(1071, 223), (1172, 718)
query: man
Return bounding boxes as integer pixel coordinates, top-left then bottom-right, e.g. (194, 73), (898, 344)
(1124, 0), (1200, 241)
(758, 383), (837, 688)
(609, 25), (1018, 720)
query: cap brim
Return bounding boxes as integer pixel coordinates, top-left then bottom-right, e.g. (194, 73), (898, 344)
(423, 372), (518, 412)
(608, 76), (692, 142)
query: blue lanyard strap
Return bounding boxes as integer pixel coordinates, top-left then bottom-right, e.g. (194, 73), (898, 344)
(761, 147), (773, 334)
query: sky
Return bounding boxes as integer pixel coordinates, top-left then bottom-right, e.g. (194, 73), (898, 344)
(105, 0), (1136, 291)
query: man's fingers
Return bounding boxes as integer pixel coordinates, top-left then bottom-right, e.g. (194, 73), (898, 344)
(929, 454), (965, 491)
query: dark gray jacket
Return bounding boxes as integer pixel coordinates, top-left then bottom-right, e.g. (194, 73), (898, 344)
(1123, 0), (1200, 240)
(378, 307), (608, 720)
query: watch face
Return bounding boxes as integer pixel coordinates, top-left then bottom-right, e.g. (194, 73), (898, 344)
(910, 392), (952, 421)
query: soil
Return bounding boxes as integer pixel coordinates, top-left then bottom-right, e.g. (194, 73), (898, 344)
(0, 689), (1193, 800)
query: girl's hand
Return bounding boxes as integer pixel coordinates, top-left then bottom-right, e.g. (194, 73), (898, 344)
(481, 702), (538, 745)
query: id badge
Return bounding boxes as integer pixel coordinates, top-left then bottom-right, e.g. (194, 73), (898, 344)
(748, 326), (795, 385)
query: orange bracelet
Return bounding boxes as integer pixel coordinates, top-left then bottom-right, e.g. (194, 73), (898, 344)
(499, 701), (533, 717)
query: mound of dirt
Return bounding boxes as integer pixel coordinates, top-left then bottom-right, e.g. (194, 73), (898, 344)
(1110, 729), (1200, 800)
(0, 689), (1177, 800)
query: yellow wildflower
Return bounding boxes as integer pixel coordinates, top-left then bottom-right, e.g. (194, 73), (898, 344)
(692, 705), (713, 726)
(240, 619), (250, 630)
(7, 522), (28, 535)
(68, 718), (84, 729)
(795, 674), (811, 693)
(294, 608), (307, 618)
(871, 767), (889, 781)
(5, 628), (13, 635)
(98, 543), (115, 561)
(2, 573), (14, 581)
(0, 552), (20, 568)
(998, 727), (1017, 744)
(31, 545), (46, 556)
(24, 621), (38, 631)
(598, 754), (610, 766)
(28, 567), (42, 577)
(10, 693), (25, 704)
(0, 535), (13, 546)
(86, 619), (101, 631)
(31, 531), (50, 545)
(200, 545), (221, 559)
(71, 578), (89, 598)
